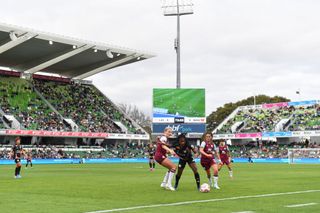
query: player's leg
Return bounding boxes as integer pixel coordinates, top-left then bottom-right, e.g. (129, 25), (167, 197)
(160, 170), (170, 188)
(156, 157), (170, 188)
(226, 162), (233, 178)
(212, 163), (220, 189)
(205, 168), (212, 186)
(149, 159), (152, 171)
(218, 162), (223, 171)
(151, 159), (155, 169)
(189, 162), (200, 190)
(201, 161), (212, 186)
(160, 158), (177, 191)
(174, 159), (186, 190)
(30, 160), (33, 168)
(15, 161), (22, 178)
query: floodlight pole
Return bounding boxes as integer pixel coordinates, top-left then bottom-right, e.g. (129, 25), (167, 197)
(176, 1), (181, 89)
(163, 0), (193, 89)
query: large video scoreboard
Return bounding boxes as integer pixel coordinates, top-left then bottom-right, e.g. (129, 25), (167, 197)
(152, 88), (206, 134)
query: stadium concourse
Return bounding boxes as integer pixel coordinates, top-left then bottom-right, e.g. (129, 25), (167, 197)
(0, 22), (153, 145)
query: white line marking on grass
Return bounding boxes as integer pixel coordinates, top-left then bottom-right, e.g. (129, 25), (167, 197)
(231, 211), (255, 213)
(285, 203), (317, 208)
(85, 189), (320, 213)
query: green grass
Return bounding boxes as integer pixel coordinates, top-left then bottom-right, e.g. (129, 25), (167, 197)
(0, 163), (319, 213)
(153, 88), (205, 117)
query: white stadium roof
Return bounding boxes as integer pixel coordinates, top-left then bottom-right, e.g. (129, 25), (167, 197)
(0, 22), (154, 79)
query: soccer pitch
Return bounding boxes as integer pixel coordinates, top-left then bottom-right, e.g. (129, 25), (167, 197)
(0, 163), (319, 213)
(153, 89), (205, 117)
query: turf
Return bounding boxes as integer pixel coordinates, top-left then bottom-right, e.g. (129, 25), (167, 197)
(153, 89), (205, 117)
(0, 163), (319, 213)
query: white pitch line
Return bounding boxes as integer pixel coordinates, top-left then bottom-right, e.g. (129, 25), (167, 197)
(85, 189), (320, 213)
(231, 211), (255, 213)
(285, 203), (317, 208)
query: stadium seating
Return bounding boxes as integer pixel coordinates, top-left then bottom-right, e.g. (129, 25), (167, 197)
(1, 142), (318, 160)
(0, 76), (67, 131)
(0, 75), (145, 134)
(216, 103), (320, 134)
(33, 79), (142, 134)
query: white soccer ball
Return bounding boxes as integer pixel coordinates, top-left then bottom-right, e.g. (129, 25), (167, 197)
(200, 183), (210, 193)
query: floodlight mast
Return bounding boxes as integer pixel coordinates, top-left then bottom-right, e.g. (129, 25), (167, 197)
(162, 0), (193, 89)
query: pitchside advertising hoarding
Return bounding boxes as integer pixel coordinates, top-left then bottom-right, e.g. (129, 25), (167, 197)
(152, 88), (206, 133)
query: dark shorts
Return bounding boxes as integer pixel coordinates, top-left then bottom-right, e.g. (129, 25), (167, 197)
(200, 159), (216, 170)
(155, 154), (166, 164)
(27, 159), (32, 162)
(149, 155), (154, 160)
(178, 158), (195, 169)
(14, 158), (21, 164)
(220, 158), (230, 165)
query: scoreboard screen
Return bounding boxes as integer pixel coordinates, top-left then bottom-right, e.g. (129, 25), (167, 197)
(152, 88), (205, 124)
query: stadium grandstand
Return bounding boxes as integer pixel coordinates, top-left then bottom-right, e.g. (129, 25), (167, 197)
(212, 100), (320, 143)
(0, 22), (153, 145)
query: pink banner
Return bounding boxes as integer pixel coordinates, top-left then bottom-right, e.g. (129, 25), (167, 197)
(5, 130), (107, 138)
(235, 132), (262, 138)
(262, 102), (288, 109)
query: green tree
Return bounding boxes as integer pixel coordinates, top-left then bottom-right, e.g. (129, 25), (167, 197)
(206, 95), (290, 131)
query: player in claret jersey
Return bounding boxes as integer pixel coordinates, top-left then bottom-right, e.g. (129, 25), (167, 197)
(218, 140), (233, 178)
(11, 137), (24, 179)
(155, 127), (176, 191)
(199, 133), (220, 189)
(147, 143), (156, 171)
(173, 134), (200, 191)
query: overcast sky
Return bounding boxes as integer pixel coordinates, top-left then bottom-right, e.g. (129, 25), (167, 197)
(1, 0), (320, 116)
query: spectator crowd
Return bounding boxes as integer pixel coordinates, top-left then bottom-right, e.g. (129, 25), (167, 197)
(217, 104), (320, 134)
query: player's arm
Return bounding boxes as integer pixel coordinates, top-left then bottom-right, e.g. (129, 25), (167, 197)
(199, 142), (212, 158)
(191, 145), (199, 158)
(159, 136), (176, 155)
(161, 144), (176, 155)
(227, 147), (232, 162)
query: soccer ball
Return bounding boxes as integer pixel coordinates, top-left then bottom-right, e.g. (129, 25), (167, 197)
(200, 183), (210, 193)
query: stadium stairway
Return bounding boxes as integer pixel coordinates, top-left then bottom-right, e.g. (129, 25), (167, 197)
(0, 108), (11, 129)
(31, 84), (76, 131)
(213, 107), (241, 134)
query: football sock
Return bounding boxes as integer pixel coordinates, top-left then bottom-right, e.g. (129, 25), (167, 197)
(207, 174), (212, 186)
(167, 169), (176, 187)
(149, 163), (152, 168)
(162, 171), (169, 184)
(229, 170), (233, 177)
(194, 172), (200, 189)
(17, 166), (21, 175)
(213, 175), (218, 185)
(15, 167), (19, 176)
(152, 163), (155, 168)
(175, 175), (181, 188)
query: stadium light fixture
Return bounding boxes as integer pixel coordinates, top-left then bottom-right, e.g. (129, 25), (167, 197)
(73, 45), (77, 49)
(49, 40), (53, 45)
(9, 31), (18, 41)
(93, 48), (98, 53)
(137, 57), (141, 60)
(106, 49), (114, 58)
(117, 53), (121, 57)
(162, 0), (193, 89)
